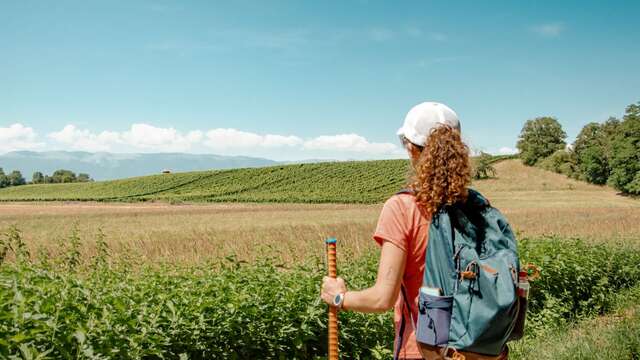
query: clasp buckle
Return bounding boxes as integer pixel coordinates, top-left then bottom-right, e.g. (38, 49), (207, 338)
(442, 346), (466, 360)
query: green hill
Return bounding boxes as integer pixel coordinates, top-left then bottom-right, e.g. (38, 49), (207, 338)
(0, 155), (522, 203)
(0, 160), (411, 203)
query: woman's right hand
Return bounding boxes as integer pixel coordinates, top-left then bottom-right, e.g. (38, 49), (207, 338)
(320, 276), (347, 306)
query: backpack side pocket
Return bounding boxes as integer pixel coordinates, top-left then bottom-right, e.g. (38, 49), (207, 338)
(416, 291), (453, 346)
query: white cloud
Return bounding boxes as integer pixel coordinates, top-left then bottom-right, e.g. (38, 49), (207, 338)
(121, 124), (202, 152)
(42, 124), (402, 159)
(531, 23), (564, 37)
(0, 123), (44, 153)
(498, 147), (518, 155)
(303, 134), (400, 154)
(48, 124), (202, 153)
(48, 125), (121, 152)
(204, 128), (303, 149)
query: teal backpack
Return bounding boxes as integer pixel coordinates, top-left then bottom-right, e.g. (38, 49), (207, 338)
(395, 188), (523, 359)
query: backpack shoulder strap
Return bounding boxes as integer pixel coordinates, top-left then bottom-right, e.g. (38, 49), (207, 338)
(396, 188), (415, 196)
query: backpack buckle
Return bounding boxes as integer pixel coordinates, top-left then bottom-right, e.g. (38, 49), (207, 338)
(442, 346), (466, 360)
(460, 271), (476, 280)
(460, 261), (478, 280)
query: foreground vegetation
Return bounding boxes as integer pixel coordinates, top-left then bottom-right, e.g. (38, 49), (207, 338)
(2, 228), (640, 359)
(511, 285), (640, 359)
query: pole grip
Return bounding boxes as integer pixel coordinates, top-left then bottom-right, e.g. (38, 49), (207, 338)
(326, 237), (338, 360)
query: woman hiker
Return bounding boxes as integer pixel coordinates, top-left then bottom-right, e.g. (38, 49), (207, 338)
(320, 102), (510, 360)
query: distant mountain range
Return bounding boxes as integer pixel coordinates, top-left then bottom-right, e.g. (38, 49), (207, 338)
(0, 151), (279, 181)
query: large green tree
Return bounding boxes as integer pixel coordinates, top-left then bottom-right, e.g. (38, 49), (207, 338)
(7, 171), (25, 186)
(51, 169), (77, 183)
(32, 171), (44, 184)
(516, 117), (567, 166)
(77, 173), (92, 182)
(0, 168), (8, 188)
(572, 118), (620, 185)
(608, 102), (640, 194)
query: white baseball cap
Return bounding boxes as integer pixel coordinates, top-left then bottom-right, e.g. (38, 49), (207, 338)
(397, 101), (460, 147)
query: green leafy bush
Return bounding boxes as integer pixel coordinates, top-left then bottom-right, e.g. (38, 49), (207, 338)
(2, 235), (640, 359)
(536, 150), (578, 179)
(473, 152), (497, 180)
(0, 253), (393, 359)
(519, 237), (640, 333)
(625, 172), (640, 196)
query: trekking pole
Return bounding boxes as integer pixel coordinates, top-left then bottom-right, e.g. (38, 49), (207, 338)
(325, 237), (339, 360)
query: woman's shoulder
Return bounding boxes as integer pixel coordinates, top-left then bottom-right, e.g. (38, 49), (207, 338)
(384, 192), (420, 212)
(383, 191), (431, 222)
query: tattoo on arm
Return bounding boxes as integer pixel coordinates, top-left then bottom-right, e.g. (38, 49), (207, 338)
(384, 266), (395, 281)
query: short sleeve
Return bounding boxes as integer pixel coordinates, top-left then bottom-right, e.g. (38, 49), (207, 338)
(373, 195), (410, 251)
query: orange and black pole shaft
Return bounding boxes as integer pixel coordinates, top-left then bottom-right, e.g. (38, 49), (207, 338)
(326, 237), (339, 360)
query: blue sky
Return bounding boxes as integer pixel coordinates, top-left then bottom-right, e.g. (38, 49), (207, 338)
(1, 0), (639, 160)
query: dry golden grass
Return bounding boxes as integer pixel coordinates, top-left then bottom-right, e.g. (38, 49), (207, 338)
(474, 160), (640, 244)
(1, 159), (638, 264)
(475, 160), (639, 209)
(0, 202), (381, 264)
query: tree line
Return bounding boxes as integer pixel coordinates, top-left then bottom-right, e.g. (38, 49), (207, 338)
(516, 100), (640, 195)
(0, 169), (92, 188)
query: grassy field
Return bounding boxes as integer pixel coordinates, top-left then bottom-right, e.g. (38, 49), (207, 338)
(1, 159), (638, 265)
(2, 158), (640, 358)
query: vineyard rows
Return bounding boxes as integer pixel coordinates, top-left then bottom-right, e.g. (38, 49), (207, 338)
(0, 156), (517, 204)
(0, 160), (410, 203)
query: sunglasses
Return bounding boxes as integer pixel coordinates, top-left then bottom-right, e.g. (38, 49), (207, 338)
(399, 135), (424, 151)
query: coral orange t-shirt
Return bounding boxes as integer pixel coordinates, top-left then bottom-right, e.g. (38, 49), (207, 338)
(373, 193), (430, 359)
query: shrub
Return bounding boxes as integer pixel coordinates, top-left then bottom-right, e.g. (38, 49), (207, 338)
(625, 172), (640, 195)
(537, 150), (578, 178)
(519, 237), (640, 333)
(473, 152), (497, 180)
(0, 248), (393, 359)
(1, 233), (640, 358)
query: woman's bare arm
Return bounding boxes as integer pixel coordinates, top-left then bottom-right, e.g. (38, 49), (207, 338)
(321, 241), (406, 313)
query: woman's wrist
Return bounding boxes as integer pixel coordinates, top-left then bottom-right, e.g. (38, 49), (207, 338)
(332, 291), (347, 310)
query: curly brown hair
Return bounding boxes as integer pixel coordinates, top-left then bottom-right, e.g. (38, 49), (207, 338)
(407, 126), (471, 216)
